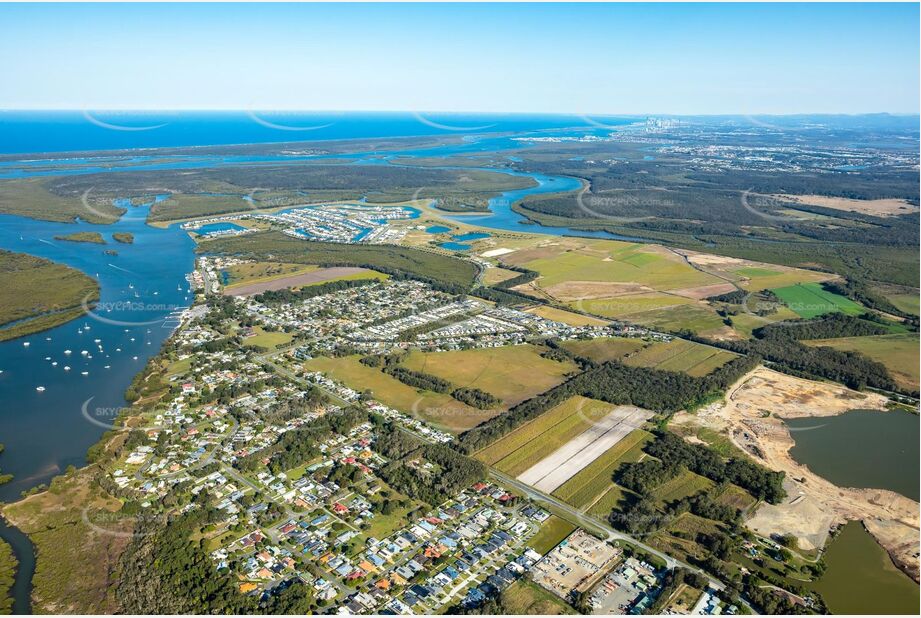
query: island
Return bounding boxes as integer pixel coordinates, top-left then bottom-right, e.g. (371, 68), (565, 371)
(53, 231), (106, 244)
(0, 250), (99, 341)
(112, 232), (134, 244)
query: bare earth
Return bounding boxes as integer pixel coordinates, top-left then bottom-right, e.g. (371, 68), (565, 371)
(518, 406), (652, 493)
(542, 280), (653, 302)
(223, 267), (372, 296)
(775, 194), (920, 218)
(667, 282), (737, 300)
(671, 367), (920, 581)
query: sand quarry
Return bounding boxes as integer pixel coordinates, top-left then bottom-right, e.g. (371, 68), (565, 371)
(671, 367), (920, 581)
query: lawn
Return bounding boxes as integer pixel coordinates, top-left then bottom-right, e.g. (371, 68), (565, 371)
(242, 326), (294, 350)
(304, 355), (492, 433)
(772, 283), (864, 319)
(622, 339), (736, 376)
(475, 396), (615, 476)
(501, 579), (576, 614)
(528, 516), (575, 555)
(552, 429), (653, 509)
(560, 337), (647, 363)
(399, 344), (577, 408)
(805, 333), (919, 391)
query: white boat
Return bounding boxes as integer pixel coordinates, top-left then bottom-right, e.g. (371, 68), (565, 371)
(94, 339), (101, 343)
(81, 350), (89, 356)
(51, 362), (57, 366)
(132, 356), (138, 360)
(23, 342), (30, 347)
(81, 371), (89, 376)
(36, 386), (45, 392)
(104, 365), (111, 369)
(44, 356), (51, 361)
(64, 349), (72, 355)
(64, 366), (71, 371)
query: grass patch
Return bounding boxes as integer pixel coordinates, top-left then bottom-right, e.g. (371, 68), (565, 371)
(242, 326), (294, 350)
(560, 337), (646, 363)
(578, 293), (696, 318)
(223, 261), (319, 289)
(805, 333), (919, 391)
(772, 283), (864, 319)
(400, 344), (577, 408)
(622, 339), (736, 376)
(501, 579), (576, 614)
(528, 516), (575, 555)
(650, 469), (714, 505)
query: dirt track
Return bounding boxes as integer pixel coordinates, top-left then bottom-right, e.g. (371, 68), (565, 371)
(671, 367), (920, 581)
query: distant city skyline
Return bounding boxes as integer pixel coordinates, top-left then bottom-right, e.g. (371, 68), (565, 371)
(1, 2), (918, 114)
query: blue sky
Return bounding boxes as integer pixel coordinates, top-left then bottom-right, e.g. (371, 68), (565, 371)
(1, 2), (918, 114)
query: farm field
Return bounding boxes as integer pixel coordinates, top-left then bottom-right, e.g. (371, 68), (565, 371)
(523, 305), (609, 326)
(621, 303), (728, 336)
(650, 469), (714, 505)
(399, 344), (577, 408)
(771, 282), (864, 319)
(518, 407), (653, 493)
(560, 337), (647, 363)
(552, 429), (653, 509)
(517, 240), (719, 291)
(475, 396), (616, 476)
(805, 333), (920, 391)
(681, 249), (832, 292)
(586, 485), (631, 518)
(886, 293), (920, 316)
(303, 355), (491, 433)
(622, 339), (737, 376)
(576, 292), (696, 318)
(528, 516), (575, 555)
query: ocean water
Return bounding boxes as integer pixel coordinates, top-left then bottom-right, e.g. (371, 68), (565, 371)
(0, 111), (633, 155)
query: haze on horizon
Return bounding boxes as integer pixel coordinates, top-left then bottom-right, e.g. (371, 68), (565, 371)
(0, 2), (918, 115)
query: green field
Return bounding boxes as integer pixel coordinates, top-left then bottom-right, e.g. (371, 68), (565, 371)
(523, 242), (717, 290)
(528, 516), (575, 555)
(400, 344), (577, 408)
(242, 326), (294, 350)
(501, 579), (576, 615)
(886, 294), (920, 316)
(475, 396), (614, 476)
(622, 339), (737, 376)
(304, 355), (490, 433)
(586, 485), (631, 518)
(0, 250), (100, 342)
(806, 333), (919, 391)
(772, 283), (864, 319)
(650, 469), (714, 505)
(552, 429), (653, 509)
(560, 337), (647, 363)
(525, 305), (610, 326)
(622, 303), (728, 335)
